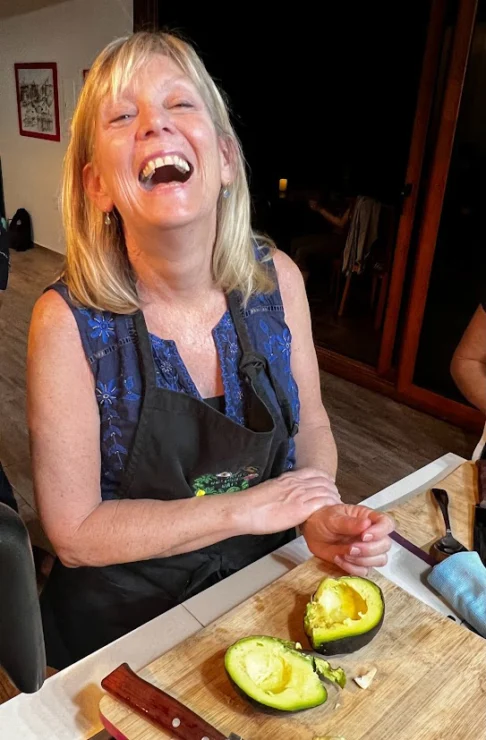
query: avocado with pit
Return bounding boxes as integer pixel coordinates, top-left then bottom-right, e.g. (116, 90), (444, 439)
(304, 576), (385, 655)
(224, 636), (345, 712)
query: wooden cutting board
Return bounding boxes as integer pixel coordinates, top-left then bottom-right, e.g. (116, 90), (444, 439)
(389, 461), (478, 553)
(99, 555), (486, 740)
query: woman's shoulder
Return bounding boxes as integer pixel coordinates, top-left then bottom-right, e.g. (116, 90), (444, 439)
(29, 285), (89, 377)
(32, 283), (78, 335)
(253, 239), (304, 296)
(270, 249), (307, 313)
(271, 249), (305, 287)
(34, 281), (133, 363)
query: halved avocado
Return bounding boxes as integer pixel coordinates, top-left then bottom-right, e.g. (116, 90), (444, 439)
(224, 636), (344, 712)
(304, 576), (385, 655)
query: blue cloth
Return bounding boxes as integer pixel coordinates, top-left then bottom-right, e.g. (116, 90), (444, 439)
(47, 256), (300, 501)
(427, 551), (486, 637)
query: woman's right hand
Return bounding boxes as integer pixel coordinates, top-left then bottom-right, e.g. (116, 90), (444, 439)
(240, 468), (341, 536)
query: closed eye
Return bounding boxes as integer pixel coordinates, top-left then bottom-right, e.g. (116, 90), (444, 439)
(169, 101), (194, 109)
(111, 113), (134, 123)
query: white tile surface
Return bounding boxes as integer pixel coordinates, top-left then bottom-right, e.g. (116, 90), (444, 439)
(0, 606), (201, 740)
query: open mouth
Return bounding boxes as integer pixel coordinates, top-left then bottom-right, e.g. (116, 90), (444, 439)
(138, 154), (193, 191)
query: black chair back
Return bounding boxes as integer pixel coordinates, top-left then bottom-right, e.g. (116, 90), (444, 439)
(0, 503), (46, 693)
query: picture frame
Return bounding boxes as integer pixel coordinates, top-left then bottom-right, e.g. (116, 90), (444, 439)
(14, 62), (60, 142)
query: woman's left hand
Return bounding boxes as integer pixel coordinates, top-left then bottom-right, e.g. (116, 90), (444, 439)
(301, 503), (395, 576)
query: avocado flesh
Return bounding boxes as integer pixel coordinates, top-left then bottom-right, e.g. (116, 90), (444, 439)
(224, 636), (328, 712)
(314, 657), (347, 688)
(305, 577), (384, 654)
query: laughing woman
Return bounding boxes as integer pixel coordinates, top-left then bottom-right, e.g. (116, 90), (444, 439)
(27, 32), (394, 668)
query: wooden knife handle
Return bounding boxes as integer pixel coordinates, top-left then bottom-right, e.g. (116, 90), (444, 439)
(101, 663), (226, 740)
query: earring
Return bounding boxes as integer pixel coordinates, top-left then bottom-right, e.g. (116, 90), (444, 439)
(222, 186), (231, 199)
(104, 211), (111, 225)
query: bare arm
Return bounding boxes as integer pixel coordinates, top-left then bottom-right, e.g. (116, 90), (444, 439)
(319, 206), (350, 229)
(273, 250), (338, 479)
(309, 200), (351, 230)
(451, 305), (486, 414)
(27, 292), (335, 569)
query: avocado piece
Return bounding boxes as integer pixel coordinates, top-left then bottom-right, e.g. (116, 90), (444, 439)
(304, 576), (385, 655)
(314, 657), (347, 688)
(224, 635), (331, 712)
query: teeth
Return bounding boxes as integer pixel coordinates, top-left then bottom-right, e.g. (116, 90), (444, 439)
(140, 154), (190, 181)
(142, 161), (156, 179)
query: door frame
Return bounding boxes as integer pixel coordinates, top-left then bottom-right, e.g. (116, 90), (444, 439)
(377, 0), (448, 376)
(396, 0), (482, 429)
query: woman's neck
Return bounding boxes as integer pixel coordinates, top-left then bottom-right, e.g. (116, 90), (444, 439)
(125, 220), (216, 305)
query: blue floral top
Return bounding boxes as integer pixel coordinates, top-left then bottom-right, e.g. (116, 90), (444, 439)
(49, 261), (300, 501)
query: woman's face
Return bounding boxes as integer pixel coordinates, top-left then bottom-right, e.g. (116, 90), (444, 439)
(84, 54), (232, 234)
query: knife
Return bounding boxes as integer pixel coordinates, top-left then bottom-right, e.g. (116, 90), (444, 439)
(389, 530), (436, 566)
(101, 663), (244, 740)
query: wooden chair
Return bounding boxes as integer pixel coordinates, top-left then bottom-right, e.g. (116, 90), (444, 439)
(472, 422), (486, 461)
(336, 204), (396, 324)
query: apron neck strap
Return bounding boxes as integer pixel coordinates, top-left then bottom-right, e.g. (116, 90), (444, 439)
(133, 310), (157, 390)
(227, 292), (298, 439)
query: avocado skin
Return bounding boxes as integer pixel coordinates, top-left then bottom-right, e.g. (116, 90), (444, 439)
(309, 612), (384, 655)
(304, 576), (385, 656)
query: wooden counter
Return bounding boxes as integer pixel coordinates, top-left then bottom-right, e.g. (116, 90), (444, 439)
(389, 461), (478, 553)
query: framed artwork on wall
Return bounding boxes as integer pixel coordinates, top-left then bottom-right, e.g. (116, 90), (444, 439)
(14, 62), (60, 142)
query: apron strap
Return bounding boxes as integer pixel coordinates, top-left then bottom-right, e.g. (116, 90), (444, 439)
(227, 292), (299, 439)
(132, 311), (157, 391)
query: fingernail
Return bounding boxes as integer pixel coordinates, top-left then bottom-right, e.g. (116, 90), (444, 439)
(362, 534), (373, 542)
(350, 546), (360, 556)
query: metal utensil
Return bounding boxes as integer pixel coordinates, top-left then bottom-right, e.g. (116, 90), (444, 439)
(101, 662), (243, 740)
(431, 488), (468, 560)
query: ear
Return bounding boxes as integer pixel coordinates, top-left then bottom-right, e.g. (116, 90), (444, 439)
(218, 135), (237, 187)
(83, 162), (114, 213)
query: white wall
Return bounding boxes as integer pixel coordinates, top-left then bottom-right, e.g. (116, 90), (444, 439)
(0, 0), (133, 252)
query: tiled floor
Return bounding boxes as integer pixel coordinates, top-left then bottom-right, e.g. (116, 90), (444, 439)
(0, 246), (477, 551)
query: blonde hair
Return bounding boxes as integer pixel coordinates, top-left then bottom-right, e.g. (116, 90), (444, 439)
(61, 31), (274, 313)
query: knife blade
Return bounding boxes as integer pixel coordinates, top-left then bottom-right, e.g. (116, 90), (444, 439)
(101, 662), (241, 740)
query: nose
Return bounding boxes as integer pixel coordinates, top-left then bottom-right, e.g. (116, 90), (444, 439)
(136, 105), (175, 141)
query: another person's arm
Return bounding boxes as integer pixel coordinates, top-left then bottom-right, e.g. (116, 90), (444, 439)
(309, 200), (351, 230)
(27, 292), (338, 569)
(451, 305), (486, 414)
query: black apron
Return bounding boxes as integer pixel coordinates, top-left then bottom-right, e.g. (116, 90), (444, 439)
(40, 292), (298, 669)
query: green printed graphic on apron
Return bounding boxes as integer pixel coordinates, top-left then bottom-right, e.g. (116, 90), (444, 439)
(192, 466), (260, 496)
